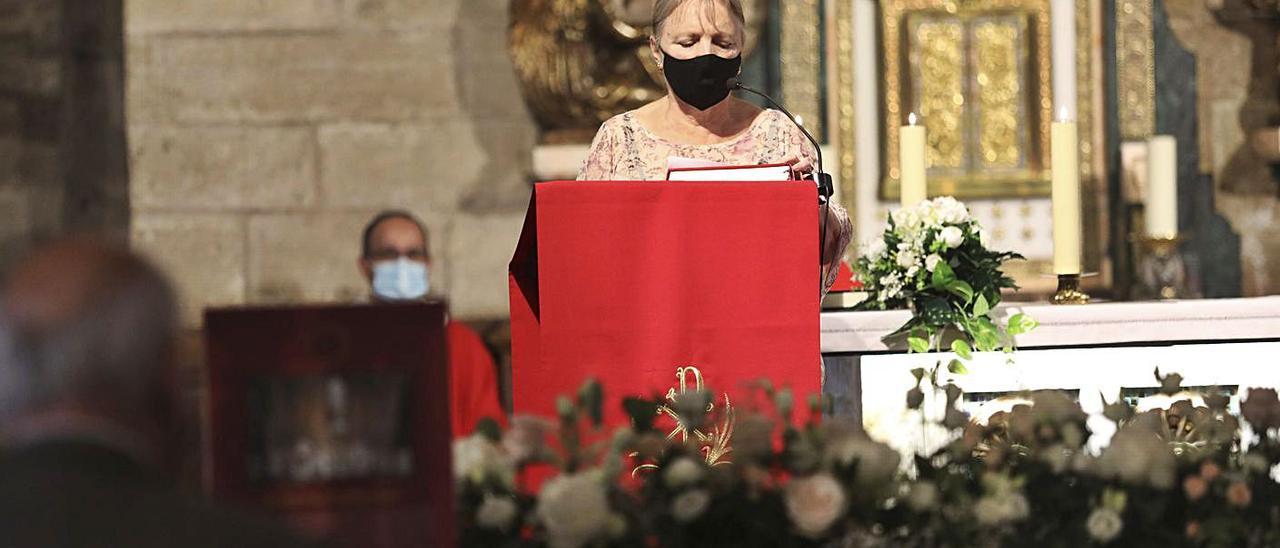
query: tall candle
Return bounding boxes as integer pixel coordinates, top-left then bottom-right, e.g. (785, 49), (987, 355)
(1050, 0), (1077, 120)
(899, 113), (927, 207)
(1051, 118), (1082, 274)
(1146, 135), (1178, 238)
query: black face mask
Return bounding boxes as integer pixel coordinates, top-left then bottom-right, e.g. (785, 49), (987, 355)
(661, 50), (742, 111)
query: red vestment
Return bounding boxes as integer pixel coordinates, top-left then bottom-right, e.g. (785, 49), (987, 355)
(446, 321), (507, 437)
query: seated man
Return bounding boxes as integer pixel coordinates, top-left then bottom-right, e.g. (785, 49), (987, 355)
(357, 211), (506, 436)
(0, 237), (319, 548)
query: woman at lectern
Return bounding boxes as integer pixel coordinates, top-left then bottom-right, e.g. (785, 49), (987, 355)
(577, 0), (852, 294)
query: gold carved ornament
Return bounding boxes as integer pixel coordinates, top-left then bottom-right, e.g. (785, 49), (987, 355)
(631, 365), (735, 476)
(881, 0), (1056, 199)
(509, 0), (768, 143)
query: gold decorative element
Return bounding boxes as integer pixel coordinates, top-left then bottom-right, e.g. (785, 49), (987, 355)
(834, 0), (857, 217)
(1135, 235), (1188, 300)
(881, 0), (1058, 199)
(972, 18), (1026, 170)
(1051, 273), (1091, 304)
(912, 17), (967, 169)
(782, 0), (823, 138)
(508, 0), (768, 143)
(1115, 0), (1156, 140)
(631, 366), (735, 476)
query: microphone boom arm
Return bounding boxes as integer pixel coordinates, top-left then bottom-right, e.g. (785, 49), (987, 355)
(731, 82), (834, 200)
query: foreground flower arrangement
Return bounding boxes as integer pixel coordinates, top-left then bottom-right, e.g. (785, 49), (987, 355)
(456, 375), (1280, 548)
(853, 197), (1036, 367)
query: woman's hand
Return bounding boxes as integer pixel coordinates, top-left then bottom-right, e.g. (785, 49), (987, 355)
(777, 154), (814, 179)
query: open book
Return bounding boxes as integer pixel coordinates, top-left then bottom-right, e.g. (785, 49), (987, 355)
(665, 156), (795, 181)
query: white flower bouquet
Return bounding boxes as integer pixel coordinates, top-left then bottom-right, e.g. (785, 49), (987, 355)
(854, 197), (1034, 360)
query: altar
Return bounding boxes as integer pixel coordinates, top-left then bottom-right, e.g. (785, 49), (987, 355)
(821, 296), (1280, 456)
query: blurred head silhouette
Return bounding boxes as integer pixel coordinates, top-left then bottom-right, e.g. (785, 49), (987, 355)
(0, 236), (179, 464)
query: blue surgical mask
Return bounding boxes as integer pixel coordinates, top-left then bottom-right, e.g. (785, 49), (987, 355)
(371, 257), (429, 301)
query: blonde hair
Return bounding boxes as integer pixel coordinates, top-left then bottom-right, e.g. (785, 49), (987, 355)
(652, 0), (746, 39)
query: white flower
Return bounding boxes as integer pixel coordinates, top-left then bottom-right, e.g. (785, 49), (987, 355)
(974, 493), (1029, 525)
(671, 489), (712, 523)
(826, 436), (900, 493)
(865, 238), (887, 259)
(453, 434), (513, 487)
(1095, 414), (1176, 489)
(978, 228), (991, 247)
(502, 415), (554, 463)
(924, 254), (942, 272)
(939, 226), (965, 249)
(896, 249), (919, 269)
(933, 196), (970, 224)
(906, 481), (939, 511)
(663, 457), (705, 489)
(476, 495), (519, 531)
(537, 472), (611, 548)
(785, 473), (847, 538)
(1086, 507), (1124, 542)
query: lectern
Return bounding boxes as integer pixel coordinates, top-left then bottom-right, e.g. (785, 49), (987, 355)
(509, 181), (823, 428)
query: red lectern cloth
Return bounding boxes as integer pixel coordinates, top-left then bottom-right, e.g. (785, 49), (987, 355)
(509, 180), (820, 427)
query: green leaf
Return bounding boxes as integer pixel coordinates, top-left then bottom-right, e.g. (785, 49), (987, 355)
(946, 280), (975, 304)
(947, 359), (969, 374)
(931, 261), (956, 289)
(908, 336), (931, 354)
(951, 339), (974, 360)
(973, 293), (990, 317)
(1007, 313), (1039, 336)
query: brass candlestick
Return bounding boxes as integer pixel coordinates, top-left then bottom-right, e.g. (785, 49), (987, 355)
(1051, 273), (1091, 305)
(1135, 235), (1187, 300)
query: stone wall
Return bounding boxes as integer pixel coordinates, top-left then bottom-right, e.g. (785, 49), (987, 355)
(126, 0), (537, 327)
(0, 0), (129, 272)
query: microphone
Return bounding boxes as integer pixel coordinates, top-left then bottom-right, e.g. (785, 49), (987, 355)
(728, 78), (837, 299)
(727, 78), (834, 200)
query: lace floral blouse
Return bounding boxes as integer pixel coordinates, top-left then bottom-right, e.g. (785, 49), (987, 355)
(577, 109), (854, 295)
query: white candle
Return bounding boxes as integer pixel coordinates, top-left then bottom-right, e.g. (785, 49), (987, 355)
(1146, 135), (1178, 238)
(853, 0), (881, 237)
(1050, 0), (1077, 121)
(1051, 116), (1082, 274)
(899, 113), (927, 208)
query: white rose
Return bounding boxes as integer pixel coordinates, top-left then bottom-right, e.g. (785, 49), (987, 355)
(1086, 507), (1124, 542)
(865, 238), (887, 259)
(978, 228), (991, 247)
(939, 226), (964, 249)
(476, 495), (519, 531)
(906, 481), (939, 511)
(1095, 415), (1175, 489)
(453, 434), (513, 487)
(973, 496), (1004, 525)
(974, 493), (1029, 525)
(896, 250), (918, 269)
(784, 473), (847, 538)
(502, 415), (554, 463)
(537, 472), (611, 548)
(671, 489), (712, 523)
(925, 254), (942, 272)
(826, 437), (900, 493)
(663, 457), (705, 489)
(934, 197), (969, 224)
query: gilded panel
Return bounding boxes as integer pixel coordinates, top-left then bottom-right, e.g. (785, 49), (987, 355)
(880, 0), (1057, 199)
(782, 0), (824, 138)
(910, 17), (968, 170)
(1115, 0), (1155, 140)
(971, 17), (1028, 171)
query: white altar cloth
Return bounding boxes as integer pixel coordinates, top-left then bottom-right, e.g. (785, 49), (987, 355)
(821, 296), (1280, 353)
(819, 297), (1280, 456)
